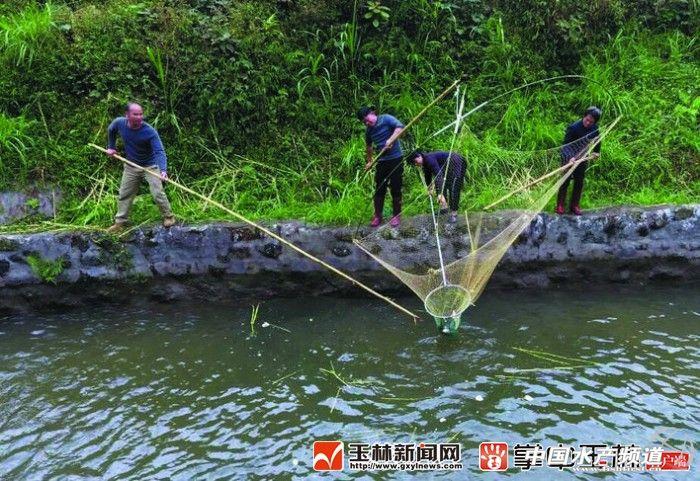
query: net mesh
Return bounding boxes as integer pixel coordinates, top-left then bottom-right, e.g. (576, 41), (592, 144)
(355, 94), (620, 321)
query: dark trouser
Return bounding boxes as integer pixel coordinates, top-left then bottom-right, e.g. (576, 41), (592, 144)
(442, 173), (464, 211)
(557, 160), (587, 208)
(374, 157), (403, 217)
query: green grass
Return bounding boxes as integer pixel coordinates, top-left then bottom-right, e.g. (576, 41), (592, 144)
(26, 253), (66, 283)
(0, 2), (57, 66)
(0, 2), (696, 230)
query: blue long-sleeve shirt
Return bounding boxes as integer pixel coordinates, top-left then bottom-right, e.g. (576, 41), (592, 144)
(561, 119), (600, 162)
(365, 114), (404, 161)
(107, 117), (167, 171)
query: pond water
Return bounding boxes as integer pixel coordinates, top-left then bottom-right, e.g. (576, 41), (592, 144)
(0, 284), (698, 480)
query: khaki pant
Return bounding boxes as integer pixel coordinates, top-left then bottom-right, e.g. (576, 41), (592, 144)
(115, 164), (173, 223)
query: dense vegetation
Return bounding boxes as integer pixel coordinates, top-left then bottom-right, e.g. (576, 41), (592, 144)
(0, 0), (697, 228)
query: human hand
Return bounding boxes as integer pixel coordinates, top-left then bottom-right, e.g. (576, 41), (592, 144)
(160, 171), (168, 180)
(106, 148), (117, 157)
(364, 161), (373, 172)
(438, 195), (448, 209)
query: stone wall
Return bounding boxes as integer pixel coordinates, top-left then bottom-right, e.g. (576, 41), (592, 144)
(0, 189), (61, 225)
(0, 205), (698, 312)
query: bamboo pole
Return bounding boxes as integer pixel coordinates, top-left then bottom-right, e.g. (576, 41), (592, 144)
(364, 79), (461, 173)
(89, 143), (419, 320)
(483, 162), (579, 210)
(484, 115), (622, 211)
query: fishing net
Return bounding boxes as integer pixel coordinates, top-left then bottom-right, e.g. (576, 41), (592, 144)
(354, 88), (620, 333)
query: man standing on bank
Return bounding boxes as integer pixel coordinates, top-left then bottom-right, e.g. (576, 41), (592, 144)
(556, 106), (602, 215)
(358, 106), (405, 227)
(104, 103), (176, 232)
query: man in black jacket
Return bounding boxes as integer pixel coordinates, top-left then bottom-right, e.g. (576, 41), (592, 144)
(556, 107), (602, 215)
(410, 151), (466, 223)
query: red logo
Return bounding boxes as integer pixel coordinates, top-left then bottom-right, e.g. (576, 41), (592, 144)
(313, 441), (344, 471)
(648, 451), (690, 471)
(479, 442), (508, 471)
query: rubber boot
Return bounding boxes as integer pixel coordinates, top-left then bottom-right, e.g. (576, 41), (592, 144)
(555, 187), (567, 215)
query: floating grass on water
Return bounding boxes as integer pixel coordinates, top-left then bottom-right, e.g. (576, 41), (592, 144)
(321, 362), (430, 410)
(495, 374), (532, 381)
(249, 303), (260, 337)
(320, 361), (382, 389)
(271, 370), (299, 385)
(513, 347), (598, 366)
(509, 346), (600, 375)
(377, 395), (431, 402)
(271, 370), (298, 385)
(329, 387), (342, 414)
(504, 365), (595, 374)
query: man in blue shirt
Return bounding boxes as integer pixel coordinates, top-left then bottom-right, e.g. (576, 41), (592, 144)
(358, 106), (405, 227)
(556, 106), (602, 215)
(103, 103), (175, 232)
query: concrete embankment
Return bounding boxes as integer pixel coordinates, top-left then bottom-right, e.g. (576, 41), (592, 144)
(0, 205), (698, 313)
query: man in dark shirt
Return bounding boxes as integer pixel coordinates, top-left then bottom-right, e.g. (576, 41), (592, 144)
(410, 151), (467, 223)
(556, 106), (602, 215)
(358, 106), (405, 227)
(103, 103), (175, 232)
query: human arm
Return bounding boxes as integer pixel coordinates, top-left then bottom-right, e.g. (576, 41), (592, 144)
(384, 127), (404, 150)
(561, 124), (577, 163)
(422, 164), (434, 194)
(150, 131), (168, 175)
(382, 115), (405, 150)
(106, 118), (120, 156)
(364, 143), (374, 171)
(591, 127), (601, 155)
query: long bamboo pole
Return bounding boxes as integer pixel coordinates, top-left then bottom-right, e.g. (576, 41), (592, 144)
(363, 79), (461, 173)
(89, 143), (419, 320)
(483, 162), (579, 210)
(484, 115), (622, 211)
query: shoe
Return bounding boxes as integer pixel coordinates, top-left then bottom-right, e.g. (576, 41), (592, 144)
(389, 215), (401, 227)
(555, 203), (565, 215)
(370, 215), (382, 227)
(106, 222), (126, 234)
(162, 216), (176, 228)
(448, 213), (458, 224)
(569, 205), (582, 216)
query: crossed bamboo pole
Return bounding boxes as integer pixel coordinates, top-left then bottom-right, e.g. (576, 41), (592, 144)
(89, 143), (419, 320)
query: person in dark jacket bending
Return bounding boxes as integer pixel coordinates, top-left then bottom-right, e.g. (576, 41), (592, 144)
(556, 106), (602, 215)
(410, 151), (467, 223)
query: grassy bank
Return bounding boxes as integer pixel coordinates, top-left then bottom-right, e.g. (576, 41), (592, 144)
(0, 1), (697, 229)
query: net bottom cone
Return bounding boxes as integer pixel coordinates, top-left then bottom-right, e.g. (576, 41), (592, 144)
(424, 284), (471, 321)
(433, 314), (462, 334)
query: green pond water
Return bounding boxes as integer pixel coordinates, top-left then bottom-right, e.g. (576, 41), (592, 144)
(0, 284), (698, 480)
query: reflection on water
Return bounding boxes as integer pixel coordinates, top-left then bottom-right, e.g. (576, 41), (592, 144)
(0, 284), (698, 480)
